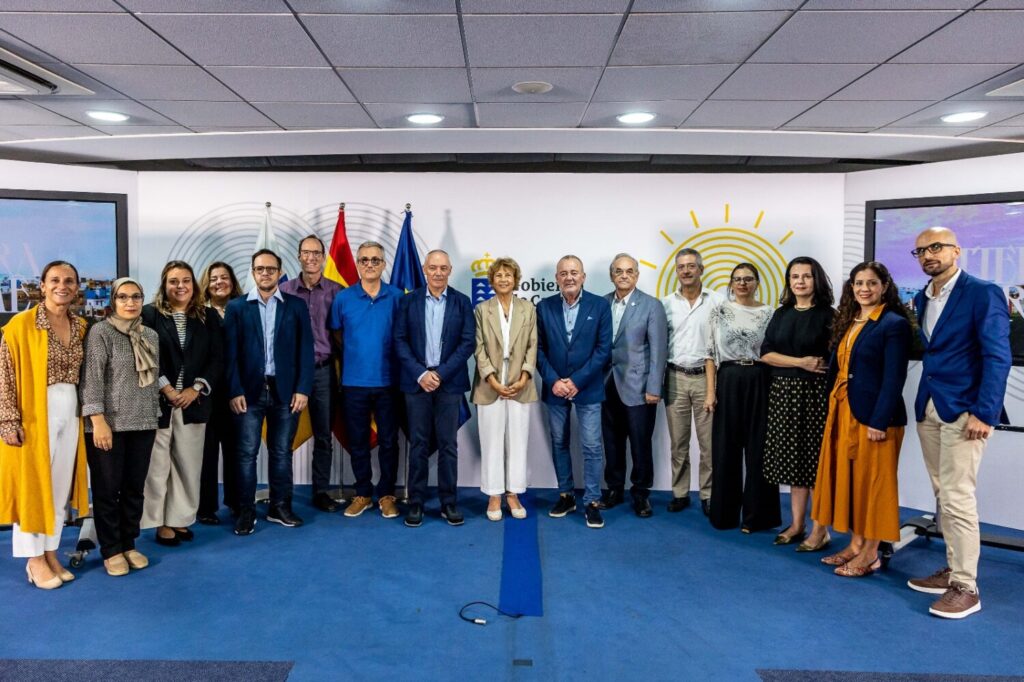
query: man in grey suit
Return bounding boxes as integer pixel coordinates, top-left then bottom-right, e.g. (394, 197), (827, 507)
(599, 253), (668, 517)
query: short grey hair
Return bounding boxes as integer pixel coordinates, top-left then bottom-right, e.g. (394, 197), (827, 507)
(425, 249), (450, 261)
(675, 248), (703, 268)
(357, 240), (385, 256)
(609, 253), (638, 278)
(556, 254), (584, 273)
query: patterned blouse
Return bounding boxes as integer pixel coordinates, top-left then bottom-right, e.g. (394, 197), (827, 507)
(706, 299), (773, 366)
(0, 306), (85, 438)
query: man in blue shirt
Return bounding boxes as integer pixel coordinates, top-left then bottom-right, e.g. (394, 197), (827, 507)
(329, 241), (403, 520)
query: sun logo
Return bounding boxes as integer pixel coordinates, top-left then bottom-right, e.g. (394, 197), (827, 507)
(645, 204), (793, 305)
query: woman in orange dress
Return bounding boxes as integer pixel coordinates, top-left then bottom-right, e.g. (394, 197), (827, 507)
(812, 261), (912, 577)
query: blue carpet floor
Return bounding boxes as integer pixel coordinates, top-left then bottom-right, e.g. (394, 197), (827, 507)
(2, 488), (1023, 681)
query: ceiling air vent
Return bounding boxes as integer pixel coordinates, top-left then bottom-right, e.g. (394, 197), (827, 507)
(986, 77), (1024, 98)
(0, 47), (94, 96)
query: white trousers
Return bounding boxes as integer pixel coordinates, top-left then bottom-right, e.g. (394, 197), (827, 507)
(477, 398), (530, 496)
(12, 384), (79, 558)
(142, 408), (206, 529)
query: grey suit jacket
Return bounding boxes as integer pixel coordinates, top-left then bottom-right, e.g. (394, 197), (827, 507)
(604, 288), (668, 407)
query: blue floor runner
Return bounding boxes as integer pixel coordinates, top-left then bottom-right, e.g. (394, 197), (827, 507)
(497, 490), (543, 617)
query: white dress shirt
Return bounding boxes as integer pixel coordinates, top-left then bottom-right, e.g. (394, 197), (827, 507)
(611, 289), (634, 338)
(662, 288), (724, 368)
(923, 268), (961, 339)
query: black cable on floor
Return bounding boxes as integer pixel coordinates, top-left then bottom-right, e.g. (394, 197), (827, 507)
(458, 601), (523, 626)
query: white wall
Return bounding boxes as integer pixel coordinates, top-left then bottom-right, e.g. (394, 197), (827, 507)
(845, 151), (1024, 530)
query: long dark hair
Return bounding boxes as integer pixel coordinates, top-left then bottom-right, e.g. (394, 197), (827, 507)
(779, 256), (833, 308)
(199, 261), (243, 305)
(829, 261), (911, 351)
(153, 260), (205, 320)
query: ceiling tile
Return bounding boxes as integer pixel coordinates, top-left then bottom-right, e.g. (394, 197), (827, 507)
(476, 102), (587, 127)
(73, 65), (239, 100)
(0, 1), (123, 10)
(471, 67), (601, 102)
(711, 63), (875, 100)
(889, 100), (1024, 126)
(968, 126), (1024, 139)
(612, 11), (790, 66)
(141, 100), (276, 127)
(777, 126), (873, 133)
(31, 99), (175, 126)
(364, 103), (474, 127)
(0, 125), (104, 139)
(830, 64), (1015, 101)
(208, 67), (354, 102)
(873, 126), (977, 137)
(0, 13), (189, 65)
(594, 65), (736, 102)
(802, 0), (975, 8)
(251, 102), (376, 128)
(462, 0), (628, 11)
(749, 11), (959, 64)
(992, 112), (1024, 126)
(190, 126), (282, 132)
(894, 10), (1024, 63)
(787, 100), (933, 128)
(581, 100), (699, 127)
(683, 100), (816, 128)
(121, 0), (289, 10)
(138, 14), (326, 67)
(337, 68), (471, 103)
(464, 14), (621, 67)
(977, 0), (1024, 7)
(0, 99), (78, 125)
(633, 0), (801, 9)
(300, 14), (464, 67)
(91, 125), (192, 135)
(290, 0), (456, 12)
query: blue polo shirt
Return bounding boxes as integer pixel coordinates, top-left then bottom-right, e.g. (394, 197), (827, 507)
(329, 282), (402, 388)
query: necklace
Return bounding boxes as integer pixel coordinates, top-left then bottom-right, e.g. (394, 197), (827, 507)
(794, 304), (812, 311)
(853, 317), (866, 323)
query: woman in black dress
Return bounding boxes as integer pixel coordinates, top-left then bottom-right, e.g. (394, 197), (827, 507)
(761, 257), (835, 551)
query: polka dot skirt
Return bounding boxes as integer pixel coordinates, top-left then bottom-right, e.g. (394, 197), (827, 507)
(763, 375), (829, 488)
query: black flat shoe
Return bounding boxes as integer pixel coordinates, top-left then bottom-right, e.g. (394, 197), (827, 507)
(173, 527), (194, 541)
(667, 496), (690, 513)
(633, 497), (653, 518)
(596, 489), (624, 510)
(773, 530), (806, 546)
(405, 503), (424, 528)
(155, 533), (180, 547)
(312, 492), (340, 513)
(197, 514), (220, 526)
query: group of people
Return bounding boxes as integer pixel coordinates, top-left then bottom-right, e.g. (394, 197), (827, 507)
(0, 226), (1011, 620)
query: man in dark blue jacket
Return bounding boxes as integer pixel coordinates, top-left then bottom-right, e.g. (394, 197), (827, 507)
(224, 249), (315, 536)
(537, 255), (612, 528)
(394, 250), (475, 528)
(906, 227), (1011, 620)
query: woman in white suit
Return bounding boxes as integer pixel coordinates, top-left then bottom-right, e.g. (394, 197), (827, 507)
(471, 257), (538, 521)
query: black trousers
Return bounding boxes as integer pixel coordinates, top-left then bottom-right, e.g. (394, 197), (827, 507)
(308, 363), (336, 494)
(405, 391), (460, 506)
(198, 395), (238, 515)
(342, 385), (400, 498)
(708, 363), (781, 531)
(601, 377), (657, 499)
(86, 429), (156, 559)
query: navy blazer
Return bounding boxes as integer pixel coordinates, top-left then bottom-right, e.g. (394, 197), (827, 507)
(222, 291), (315, 404)
(536, 289), (612, 406)
(826, 308), (911, 431)
(913, 271), (1011, 425)
(394, 286), (476, 394)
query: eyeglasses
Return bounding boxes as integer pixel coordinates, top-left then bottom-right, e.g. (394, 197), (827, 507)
(731, 276), (756, 284)
(253, 265), (280, 274)
(299, 250), (324, 259)
(612, 268), (637, 277)
(114, 293), (144, 302)
(358, 257), (384, 267)
(910, 242), (957, 258)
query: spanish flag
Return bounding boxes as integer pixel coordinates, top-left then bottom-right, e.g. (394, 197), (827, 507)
(324, 204), (358, 287)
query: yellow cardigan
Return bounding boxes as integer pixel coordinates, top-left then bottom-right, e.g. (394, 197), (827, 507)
(0, 307), (90, 536)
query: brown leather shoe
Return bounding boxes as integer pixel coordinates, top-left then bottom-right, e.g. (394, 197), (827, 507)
(929, 583), (981, 619)
(123, 549), (149, 570)
(907, 567), (951, 594)
(104, 554), (129, 577)
(379, 495), (400, 519)
(345, 496), (374, 518)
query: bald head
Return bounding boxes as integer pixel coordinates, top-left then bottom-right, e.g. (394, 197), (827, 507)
(914, 225), (961, 283)
(915, 226), (959, 247)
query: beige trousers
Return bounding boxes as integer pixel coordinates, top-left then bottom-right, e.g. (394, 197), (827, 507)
(664, 370), (713, 500)
(142, 408), (206, 529)
(917, 399), (986, 592)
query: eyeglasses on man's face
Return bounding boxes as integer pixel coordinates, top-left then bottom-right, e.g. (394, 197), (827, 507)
(299, 249), (324, 259)
(253, 265), (280, 274)
(114, 293), (144, 302)
(910, 242), (957, 258)
(358, 257), (384, 267)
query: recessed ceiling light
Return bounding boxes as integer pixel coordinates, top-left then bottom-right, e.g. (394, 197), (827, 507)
(940, 111), (987, 124)
(86, 110), (129, 122)
(617, 112), (655, 124)
(512, 80), (553, 95)
(406, 113), (444, 125)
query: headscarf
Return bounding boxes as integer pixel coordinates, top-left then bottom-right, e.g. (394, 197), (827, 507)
(106, 277), (158, 388)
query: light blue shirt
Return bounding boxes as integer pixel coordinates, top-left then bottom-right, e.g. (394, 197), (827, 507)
(424, 287), (448, 368)
(248, 287), (284, 377)
(561, 291), (581, 343)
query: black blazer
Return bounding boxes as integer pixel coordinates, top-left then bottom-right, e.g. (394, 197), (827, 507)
(826, 308), (911, 431)
(142, 304), (223, 428)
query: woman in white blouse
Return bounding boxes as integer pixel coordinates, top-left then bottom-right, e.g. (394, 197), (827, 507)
(706, 263), (782, 533)
(471, 257), (538, 521)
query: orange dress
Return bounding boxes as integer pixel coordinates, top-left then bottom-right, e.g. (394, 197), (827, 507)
(811, 321), (903, 541)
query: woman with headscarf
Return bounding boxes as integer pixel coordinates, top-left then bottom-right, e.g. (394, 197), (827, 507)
(80, 277), (161, 576)
(0, 261), (90, 589)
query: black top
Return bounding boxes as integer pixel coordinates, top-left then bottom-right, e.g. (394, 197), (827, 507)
(760, 304), (834, 378)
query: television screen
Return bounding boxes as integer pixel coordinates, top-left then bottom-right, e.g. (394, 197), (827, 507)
(0, 190), (127, 325)
(867, 192), (1024, 368)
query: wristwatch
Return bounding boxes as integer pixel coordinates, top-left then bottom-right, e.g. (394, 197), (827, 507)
(192, 381), (204, 393)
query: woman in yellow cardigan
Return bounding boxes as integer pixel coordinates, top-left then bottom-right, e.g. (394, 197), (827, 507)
(0, 260), (90, 590)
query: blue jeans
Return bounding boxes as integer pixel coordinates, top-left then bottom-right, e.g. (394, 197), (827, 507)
(235, 379), (299, 509)
(342, 385), (400, 498)
(546, 401), (604, 505)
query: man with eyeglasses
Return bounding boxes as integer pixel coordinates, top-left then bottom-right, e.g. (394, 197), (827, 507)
(329, 241), (403, 520)
(224, 249), (315, 535)
(598, 253), (667, 518)
(394, 249), (475, 527)
(280, 235), (342, 513)
(906, 227), (1011, 619)
(661, 248), (723, 516)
